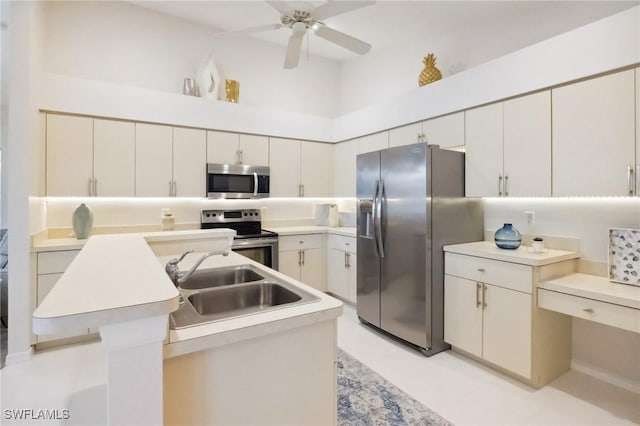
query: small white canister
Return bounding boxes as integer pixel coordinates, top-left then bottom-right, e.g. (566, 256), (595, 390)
(161, 208), (175, 231)
(531, 237), (545, 253)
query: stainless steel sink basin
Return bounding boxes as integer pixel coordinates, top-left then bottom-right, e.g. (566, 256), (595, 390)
(189, 283), (302, 317)
(178, 264), (264, 290)
(170, 265), (319, 329)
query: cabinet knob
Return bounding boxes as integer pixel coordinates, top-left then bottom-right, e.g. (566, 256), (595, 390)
(477, 268), (485, 272)
(583, 308), (594, 313)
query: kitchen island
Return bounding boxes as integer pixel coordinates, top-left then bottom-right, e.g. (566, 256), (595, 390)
(28, 229), (342, 426)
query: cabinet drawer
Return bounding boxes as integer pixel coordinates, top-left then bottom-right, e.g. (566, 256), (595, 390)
(37, 250), (80, 274)
(279, 234), (323, 251)
(328, 234), (356, 253)
(538, 288), (640, 333)
(445, 252), (532, 293)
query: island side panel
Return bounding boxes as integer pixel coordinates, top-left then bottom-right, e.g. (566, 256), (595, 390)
(163, 319), (338, 426)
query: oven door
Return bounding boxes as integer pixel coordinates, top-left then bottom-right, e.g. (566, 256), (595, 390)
(232, 237), (279, 270)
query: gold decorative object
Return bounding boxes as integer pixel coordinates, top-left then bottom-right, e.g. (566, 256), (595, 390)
(225, 79), (240, 103)
(419, 53), (442, 87)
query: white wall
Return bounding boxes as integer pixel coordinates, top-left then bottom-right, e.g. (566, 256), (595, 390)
(42, 1), (340, 118)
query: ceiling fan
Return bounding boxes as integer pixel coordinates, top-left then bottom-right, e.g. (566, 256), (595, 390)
(216, 1), (375, 69)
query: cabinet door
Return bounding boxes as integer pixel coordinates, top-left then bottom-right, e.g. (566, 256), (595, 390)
(443, 275), (482, 357)
(37, 273), (88, 343)
(503, 91), (551, 197)
(207, 131), (239, 164)
(278, 250), (301, 281)
(422, 112), (464, 148)
(300, 248), (324, 291)
(333, 139), (359, 197)
(346, 252), (357, 303)
(173, 127), (206, 197)
(93, 119), (135, 196)
(135, 123), (173, 197)
(239, 134), (269, 166)
(358, 132), (388, 154)
(465, 103), (503, 197)
(388, 122), (422, 147)
(552, 70), (635, 196)
(300, 141), (331, 197)
(482, 284), (532, 379)
(46, 114), (93, 196)
(327, 248), (348, 299)
(636, 67), (640, 195)
(270, 138), (301, 197)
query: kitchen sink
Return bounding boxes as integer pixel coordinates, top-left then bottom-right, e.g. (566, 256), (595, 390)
(170, 265), (319, 329)
(188, 282), (302, 316)
(178, 264), (264, 290)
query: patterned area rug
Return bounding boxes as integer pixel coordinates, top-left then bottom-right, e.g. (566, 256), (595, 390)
(337, 348), (453, 426)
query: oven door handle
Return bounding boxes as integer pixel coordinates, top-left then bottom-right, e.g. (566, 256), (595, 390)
(253, 172), (258, 197)
(232, 238), (278, 249)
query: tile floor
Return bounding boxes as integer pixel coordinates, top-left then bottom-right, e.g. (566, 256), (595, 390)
(337, 304), (640, 426)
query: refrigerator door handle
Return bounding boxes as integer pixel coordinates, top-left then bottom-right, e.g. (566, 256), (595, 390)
(375, 179), (385, 258)
(371, 180), (381, 258)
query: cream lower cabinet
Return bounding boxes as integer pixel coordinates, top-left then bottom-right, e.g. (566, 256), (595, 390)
(327, 234), (357, 303)
(444, 251), (572, 387)
(34, 249), (88, 344)
(278, 234), (325, 291)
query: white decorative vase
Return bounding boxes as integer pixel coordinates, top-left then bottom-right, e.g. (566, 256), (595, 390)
(72, 203), (93, 239)
(197, 53), (222, 100)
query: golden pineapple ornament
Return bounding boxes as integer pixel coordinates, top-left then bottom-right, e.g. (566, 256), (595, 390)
(419, 53), (442, 87)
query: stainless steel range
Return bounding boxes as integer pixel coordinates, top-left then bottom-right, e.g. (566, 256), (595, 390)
(200, 209), (278, 270)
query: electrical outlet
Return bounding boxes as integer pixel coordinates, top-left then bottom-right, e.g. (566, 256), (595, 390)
(524, 211), (535, 227)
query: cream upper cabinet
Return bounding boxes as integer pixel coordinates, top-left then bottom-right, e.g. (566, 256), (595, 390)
(172, 127), (206, 197)
(465, 92), (551, 197)
(388, 122), (422, 147)
(46, 114), (135, 197)
(207, 131), (269, 166)
(552, 70), (635, 196)
(333, 139), (359, 197)
(465, 103), (503, 197)
(270, 138), (331, 197)
(46, 114), (94, 197)
(93, 119), (135, 197)
(358, 132), (388, 154)
(269, 137), (301, 197)
(503, 91), (551, 197)
(422, 112), (465, 149)
(300, 141), (332, 197)
(135, 123), (173, 197)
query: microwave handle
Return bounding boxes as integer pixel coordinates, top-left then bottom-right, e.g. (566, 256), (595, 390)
(253, 172), (258, 197)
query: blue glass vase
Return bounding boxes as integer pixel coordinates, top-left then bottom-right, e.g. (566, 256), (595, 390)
(494, 223), (521, 249)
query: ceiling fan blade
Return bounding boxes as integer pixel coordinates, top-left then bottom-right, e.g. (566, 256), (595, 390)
(284, 27), (305, 69)
(213, 23), (283, 38)
(313, 0), (375, 21)
(314, 25), (371, 55)
(266, 1), (294, 16)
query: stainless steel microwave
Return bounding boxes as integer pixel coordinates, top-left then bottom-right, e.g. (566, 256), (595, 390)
(206, 163), (270, 199)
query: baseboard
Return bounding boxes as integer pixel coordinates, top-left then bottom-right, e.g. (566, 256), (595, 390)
(571, 359), (640, 395)
(4, 347), (34, 366)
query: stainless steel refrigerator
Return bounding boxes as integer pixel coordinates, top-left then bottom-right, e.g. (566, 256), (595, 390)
(356, 143), (483, 356)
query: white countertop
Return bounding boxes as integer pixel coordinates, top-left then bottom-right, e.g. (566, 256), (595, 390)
(444, 241), (579, 266)
(32, 229), (234, 334)
(268, 225), (356, 237)
(32, 237), (86, 252)
(540, 273), (640, 309)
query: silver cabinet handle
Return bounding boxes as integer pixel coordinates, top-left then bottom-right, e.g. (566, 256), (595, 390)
(169, 181), (173, 197)
(173, 181), (177, 197)
(482, 283), (487, 308)
(476, 282), (482, 308)
(93, 178), (97, 196)
(504, 175), (509, 196)
(344, 252), (348, 268)
(298, 250), (302, 266)
(583, 308), (594, 313)
(627, 165), (634, 196)
(301, 249), (305, 266)
(498, 175), (503, 196)
(298, 184), (302, 197)
(300, 183), (304, 197)
(636, 165), (640, 197)
(346, 253), (351, 268)
(88, 178), (93, 196)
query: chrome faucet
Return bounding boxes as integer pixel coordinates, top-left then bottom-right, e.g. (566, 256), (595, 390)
(165, 249), (230, 286)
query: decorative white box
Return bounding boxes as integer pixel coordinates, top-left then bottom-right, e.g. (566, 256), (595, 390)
(608, 228), (640, 287)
